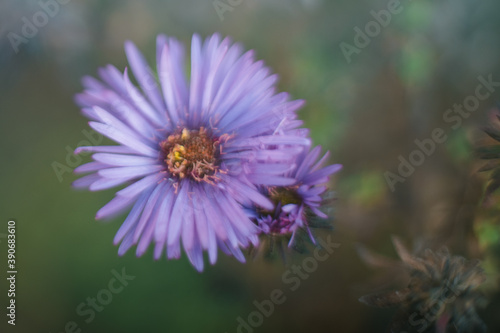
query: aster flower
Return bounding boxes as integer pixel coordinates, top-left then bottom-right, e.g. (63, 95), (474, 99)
(248, 145), (341, 258)
(358, 237), (487, 333)
(72, 33), (310, 271)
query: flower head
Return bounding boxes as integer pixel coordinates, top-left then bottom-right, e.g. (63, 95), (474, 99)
(359, 237), (487, 333)
(249, 145), (341, 256)
(73, 33), (310, 271)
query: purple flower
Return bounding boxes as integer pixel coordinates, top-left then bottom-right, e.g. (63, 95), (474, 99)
(251, 145), (342, 250)
(73, 33), (310, 271)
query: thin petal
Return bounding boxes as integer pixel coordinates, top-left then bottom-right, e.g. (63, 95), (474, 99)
(98, 165), (163, 179)
(90, 177), (132, 191)
(186, 240), (204, 272)
(166, 182), (191, 245)
(123, 68), (165, 126)
(93, 153), (159, 167)
(153, 185), (176, 244)
(116, 173), (162, 197)
(113, 188), (151, 245)
(295, 146), (322, 180)
(303, 164), (342, 185)
(72, 173), (100, 189)
(133, 182), (168, 243)
(74, 162), (108, 174)
(125, 40), (166, 114)
(96, 195), (136, 220)
(89, 122), (158, 157)
(74, 145), (136, 155)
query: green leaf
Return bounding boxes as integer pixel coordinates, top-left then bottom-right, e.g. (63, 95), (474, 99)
(483, 127), (500, 143)
(476, 145), (500, 159)
(478, 160), (500, 172)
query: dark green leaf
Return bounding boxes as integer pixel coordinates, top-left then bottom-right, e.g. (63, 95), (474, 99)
(359, 289), (409, 308)
(477, 160), (500, 172)
(476, 145), (500, 159)
(483, 127), (500, 143)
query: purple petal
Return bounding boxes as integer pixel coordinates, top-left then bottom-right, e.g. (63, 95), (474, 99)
(113, 190), (149, 245)
(200, 186), (228, 241)
(219, 241), (246, 263)
(186, 241), (204, 272)
(201, 36), (229, 116)
(208, 48), (252, 116)
(98, 65), (127, 95)
(229, 178), (273, 210)
(133, 182), (167, 243)
(93, 153), (159, 167)
(214, 204), (239, 248)
(90, 177), (132, 191)
(303, 164), (342, 185)
(116, 173), (161, 197)
(282, 204), (298, 213)
(74, 145), (136, 155)
(113, 188), (152, 246)
(159, 44), (184, 125)
(136, 220), (154, 256)
(207, 225), (218, 265)
(152, 186), (175, 244)
(229, 135), (310, 148)
(295, 145), (322, 180)
(167, 240), (181, 260)
(72, 173), (100, 189)
(118, 231), (135, 256)
(123, 68), (165, 126)
(98, 165), (163, 179)
(89, 122), (158, 157)
(310, 206), (328, 219)
(74, 162), (108, 174)
(93, 106), (156, 146)
(249, 174), (296, 186)
(166, 182), (191, 246)
(219, 192), (258, 240)
(193, 202), (209, 250)
(96, 195), (137, 220)
(158, 38), (188, 125)
(82, 75), (106, 91)
(312, 151), (331, 172)
(181, 203), (195, 251)
(125, 40), (166, 114)
(156, 34), (167, 62)
(188, 34), (203, 116)
(250, 163), (296, 175)
(154, 237), (166, 260)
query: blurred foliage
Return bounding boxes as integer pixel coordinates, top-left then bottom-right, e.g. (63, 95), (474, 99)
(1, 0), (500, 332)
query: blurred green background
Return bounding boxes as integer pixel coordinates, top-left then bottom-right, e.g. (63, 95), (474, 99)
(1, 0), (500, 332)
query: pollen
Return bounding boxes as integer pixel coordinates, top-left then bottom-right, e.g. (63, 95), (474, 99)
(160, 127), (221, 183)
(269, 187), (302, 207)
(258, 186), (302, 218)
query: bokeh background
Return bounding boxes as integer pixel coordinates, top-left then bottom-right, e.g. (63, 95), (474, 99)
(1, 0), (500, 332)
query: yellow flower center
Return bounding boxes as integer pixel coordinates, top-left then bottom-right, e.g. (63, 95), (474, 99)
(160, 127), (221, 183)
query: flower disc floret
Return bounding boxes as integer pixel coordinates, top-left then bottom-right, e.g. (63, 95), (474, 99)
(160, 127), (223, 183)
